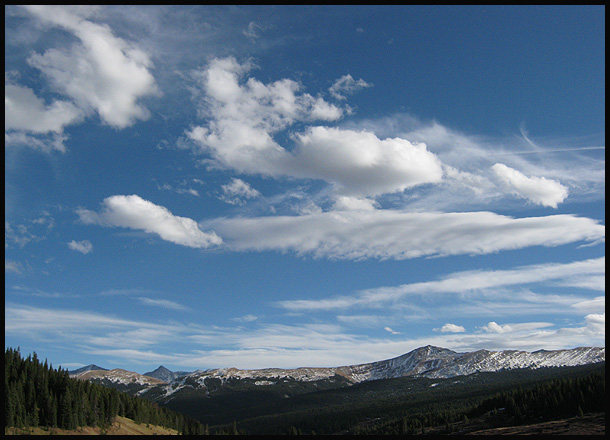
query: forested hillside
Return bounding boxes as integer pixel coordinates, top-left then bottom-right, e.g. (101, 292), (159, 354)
(4, 348), (204, 435)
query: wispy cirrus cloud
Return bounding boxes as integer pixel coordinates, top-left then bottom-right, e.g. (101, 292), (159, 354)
(5, 260), (23, 274)
(6, 304), (604, 370)
(277, 257), (605, 311)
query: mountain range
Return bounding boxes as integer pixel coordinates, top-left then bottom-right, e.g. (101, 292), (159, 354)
(69, 345), (604, 399)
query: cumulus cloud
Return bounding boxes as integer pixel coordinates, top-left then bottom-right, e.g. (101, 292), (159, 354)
(492, 163), (568, 208)
(290, 126), (443, 196)
(68, 239), (93, 254)
(5, 82), (83, 135)
(329, 74), (372, 100)
(207, 210), (604, 260)
(220, 178), (261, 205)
(77, 194), (222, 248)
(188, 57), (443, 197)
(440, 323), (465, 333)
(22, 5), (159, 129)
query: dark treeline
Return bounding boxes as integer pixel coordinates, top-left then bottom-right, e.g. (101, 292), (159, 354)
(4, 347), (205, 434)
(204, 363), (604, 435)
(363, 366), (605, 434)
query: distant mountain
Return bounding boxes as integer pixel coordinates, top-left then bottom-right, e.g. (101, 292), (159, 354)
(70, 368), (166, 394)
(68, 364), (107, 375)
(143, 365), (190, 383)
(71, 345), (604, 400)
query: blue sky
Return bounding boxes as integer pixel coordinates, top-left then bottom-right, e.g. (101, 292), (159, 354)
(5, 5), (605, 372)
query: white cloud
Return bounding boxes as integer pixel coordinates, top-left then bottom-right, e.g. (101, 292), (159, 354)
(585, 313), (605, 332)
(68, 239), (93, 254)
(290, 126), (443, 196)
(137, 297), (186, 311)
(188, 58), (443, 197)
(492, 163), (568, 208)
(77, 194), (222, 248)
(22, 5), (159, 129)
(5, 131), (70, 153)
(220, 178), (261, 205)
(5, 82), (83, 135)
(329, 74), (372, 100)
(384, 326), (400, 335)
(208, 210), (604, 261)
(277, 257), (605, 311)
(481, 321), (511, 333)
(571, 296), (605, 314)
(440, 323), (465, 333)
(332, 196), (378, 211)
(347, 113), (604, 210)
(481, 321), (554, 334)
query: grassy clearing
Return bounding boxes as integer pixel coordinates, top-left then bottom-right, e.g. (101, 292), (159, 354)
(5, 415), (180, 435)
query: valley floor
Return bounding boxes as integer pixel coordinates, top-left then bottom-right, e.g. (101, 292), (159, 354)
(4, 415), (180, 436)
(466, 412), (605, 436)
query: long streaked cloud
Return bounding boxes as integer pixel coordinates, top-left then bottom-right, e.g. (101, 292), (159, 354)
(277, 257), (605, 311)
(137, 297), (187, 311)
(207, 210), (604, 260)
(77, 194), (222, 248)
